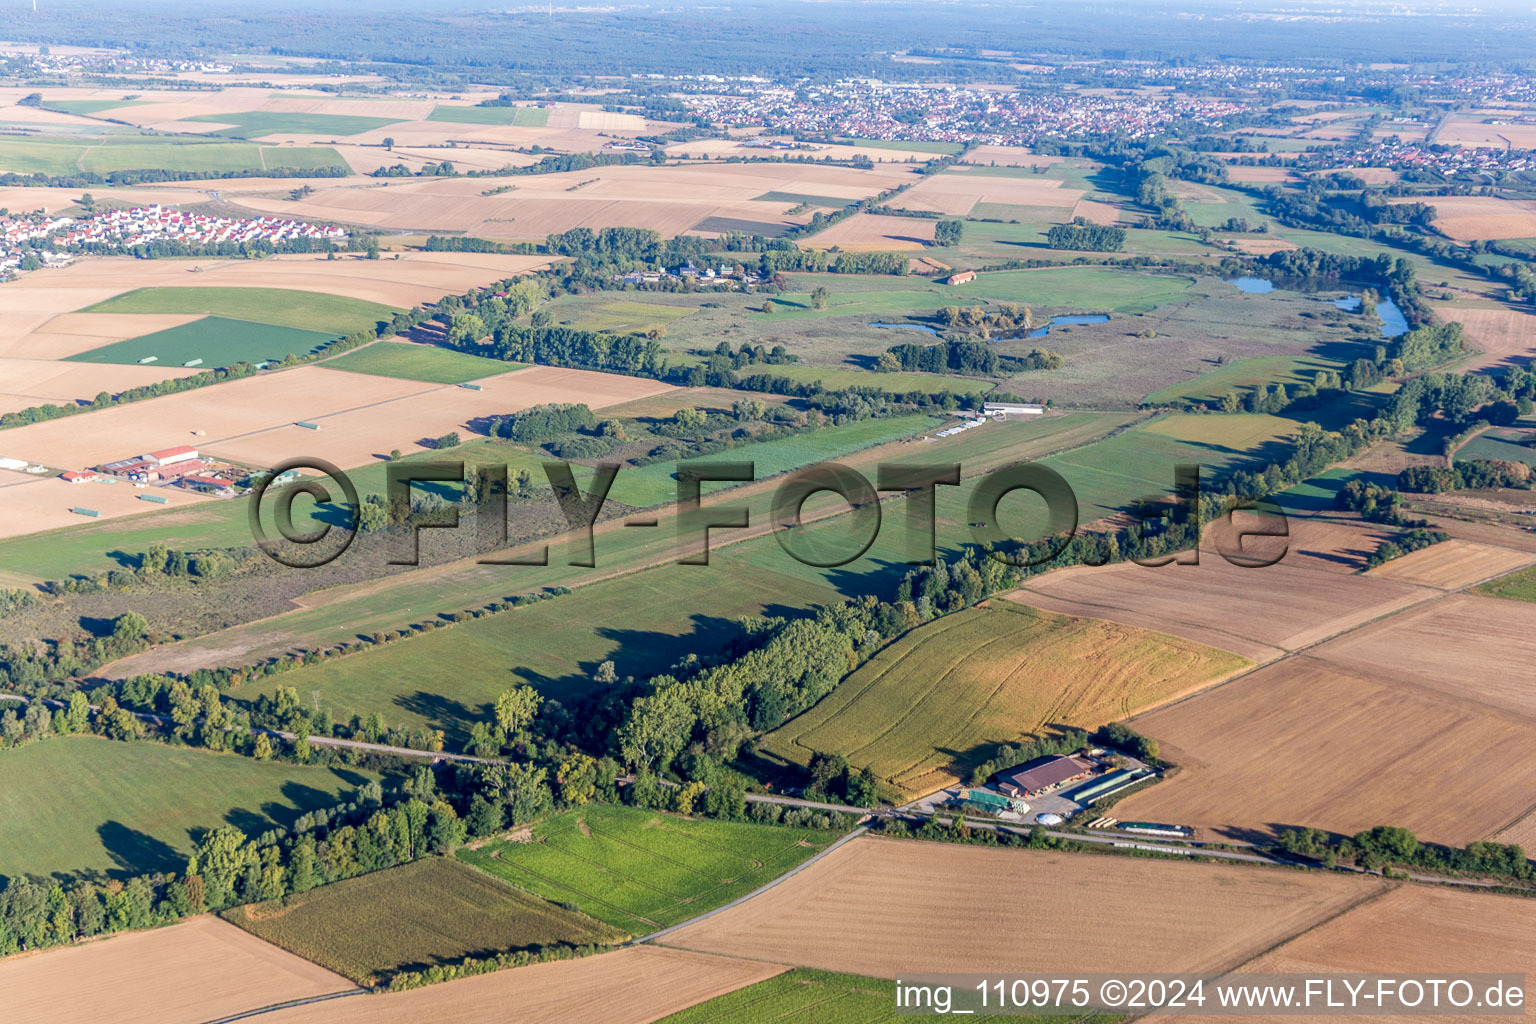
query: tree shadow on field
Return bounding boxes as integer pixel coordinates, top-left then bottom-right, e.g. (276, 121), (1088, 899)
(265, 781), (354, 829)
(394, 690), (483, 749)
(223, 806), (275, 837)
(98, 821), (183, 878)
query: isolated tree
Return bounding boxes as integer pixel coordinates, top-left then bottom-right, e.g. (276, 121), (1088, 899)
(383, 137), (395, 151)
(492, 685), (541, 736)
(593, 660), (618, 684)
(811, 285), (830, 310)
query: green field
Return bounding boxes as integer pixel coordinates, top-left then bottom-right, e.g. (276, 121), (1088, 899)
(1456, 432), (1536, 468)
(0, 137), (345, 175)
(239, 555), (845, 740)
(547, 296), (700, 334)
(1476, 565), (1536, 604)
(605, 414), (943, 507)
(653, 969), (1073, 1024)
(0, 736), (377, 879)
(457, 804), (837, 932)
(185, 111), (405, 138)
(81, 287), (399, 335)
(1142, 353), (1345, 407)
(321, 341), (519, 383)
(427, 104), (549, 126)
(762, 601), (1246, 795)
(223, 856), (620, 984)
(759, 267), (1195, 322)
(749, 364), (994, 395)
(66, 315), (338, 367)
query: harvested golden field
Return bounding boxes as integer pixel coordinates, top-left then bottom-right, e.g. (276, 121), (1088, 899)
(0, 916), (354, 1024)
(1229, 236), (1299, 254)
(1072, 199), (1124, 224)
(1392, 195), (1536, 240)
(260, 946), (784, 1024)
(960, 145), (1063, 168)
(1114, 655), (1536, 845)
(0, 474), (215, 541)
(9, 251), (549, 308)
(1365, 538), (1535, 589)
(1308, 593), (1536, 719)
(1221, 165), (1297, 183)
(896, 170), (1082, 216)
(660, 836), (1385, 976)
(9, 312), (204, 360)
(0, 364), (425, 469)
(1437, 115), (1536, 151)
(763, 600), (1248, 796)
(1008, 557), (1429, 664)
(226, 162), (913, 238)
(1432, 305), (1536, 371)
(204, 365), (674, 468)
(0, 356), (198, 411)
(799, 212), (936, 251)
(1170, 887), (1535, 1024)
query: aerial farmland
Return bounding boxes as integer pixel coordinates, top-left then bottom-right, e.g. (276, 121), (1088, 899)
(1, 3), (1535, 1021)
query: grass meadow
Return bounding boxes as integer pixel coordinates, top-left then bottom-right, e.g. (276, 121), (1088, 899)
(762, 601), (1247, 795)
(0, 137), (344, 175)
(185, 111), (405, 138)
(604, 413), (943, 507)
(82, 286), (399, 334)
(66, 315), (338, 367)
(0, 736), (377, 879)
(223, 857), (620, 984)
(427, 104), (550, 126)
(457, 805), (836, 932)
(320, 341), (519, 384)
(1476, 565), (1536, 604)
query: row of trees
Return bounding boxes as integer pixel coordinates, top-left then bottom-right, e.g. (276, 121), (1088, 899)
(1046, 220), (1126, 252)
(1277, 825), (1529, 881)
(1398, 459), (1533, 494)
(880, 339), (1062, 376)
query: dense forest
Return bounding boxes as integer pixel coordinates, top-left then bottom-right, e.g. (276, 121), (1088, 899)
(1, 0), (1533, 85)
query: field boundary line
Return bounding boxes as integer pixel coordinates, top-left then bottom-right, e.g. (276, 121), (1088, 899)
(635, 826), (868, 946)
(196, 986), (368, 1024)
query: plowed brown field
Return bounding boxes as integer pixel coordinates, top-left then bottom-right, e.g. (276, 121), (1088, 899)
(1111, 656), (1536, 845)
(259, 946), (783, 1024)
(1308, 593), (1536, 719)
(659, 836), (1385, 976)
(1168, 886), (1535, 1024)
(0, 916), (354, 1024)
(1432, 305), (1536, 371)
(1007, 556), (1429, 664)
(1365, 538), (1535, 589)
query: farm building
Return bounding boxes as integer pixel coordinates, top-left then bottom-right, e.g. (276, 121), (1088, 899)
(59, 470), (100, 484)
(98, 447), (203, 482)
(180, 474), (236, 496)
(947, 270), (977, 285)
(0, 456), (26, 472)
(958, 787), (1029, 814)
(994, 754), (1095, 798)
(146, 446), (199, 467)
(983, 402), (1045, 418)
